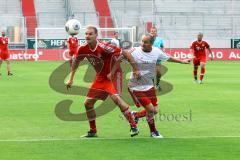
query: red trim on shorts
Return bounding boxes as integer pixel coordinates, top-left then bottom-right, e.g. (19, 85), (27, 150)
(128, 87), (158, 107)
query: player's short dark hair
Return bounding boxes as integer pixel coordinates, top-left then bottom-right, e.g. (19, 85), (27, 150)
(86, 25), (98, 34)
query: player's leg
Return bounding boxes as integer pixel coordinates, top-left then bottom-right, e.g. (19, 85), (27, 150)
(143, 103), (162, 138)
(134, 88), (163, 138)
(156, 63), (162, 91)
(109, 94), (139, 137)
(81, 98), (98, 137)
(68, 50), (74, 67)
(193, 58), (199, 83)
(199, 62), (206, 84)
(6, 60), (13, 76)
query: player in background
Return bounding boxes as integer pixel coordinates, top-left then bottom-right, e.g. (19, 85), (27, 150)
(108, 34), (190, 138)
(66, 25), (140, 138)
(110, 31), (120, 47)
(66, 35), (79, 66)
(150, 27), (164, 91)
(110, 31), (123, 95)
(190, 32), (213, 84)
(0, 31), (12, 76)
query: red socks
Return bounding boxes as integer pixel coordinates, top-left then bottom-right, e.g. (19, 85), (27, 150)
(122, 108), (137, 128)
(135, 110), (146, 118)
(146, 113), (157, 132)
(200, 68), (205, 81)
(86, 107), (97, 133)
(89, 120), (97, 133)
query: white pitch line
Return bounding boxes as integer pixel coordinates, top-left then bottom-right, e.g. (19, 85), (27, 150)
(1, 136), (240, 142)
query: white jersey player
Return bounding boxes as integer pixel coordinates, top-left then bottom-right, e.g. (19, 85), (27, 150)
(108, 34), (190, 138)
(128, 46), (169, 91)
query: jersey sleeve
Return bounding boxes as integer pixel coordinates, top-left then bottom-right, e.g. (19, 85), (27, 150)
(190, 41), (195, 49)
(157, 49), (170, 62)
(205, 41), (210, 48)
(101, 42), (122, 57)
(75, 46), (85, 61)
(67, 37), (70, 43)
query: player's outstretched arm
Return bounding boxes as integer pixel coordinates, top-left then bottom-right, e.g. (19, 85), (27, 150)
(122, 50), (141, 79)
(167, 57), (190, 64)
(66, 58), (80, 89)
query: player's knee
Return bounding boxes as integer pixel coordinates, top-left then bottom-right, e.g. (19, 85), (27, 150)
(84, 100), (94, 109)
(146, 105), (156, 114)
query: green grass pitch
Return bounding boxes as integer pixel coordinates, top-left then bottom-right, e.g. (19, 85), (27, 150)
(0, 61), (239, 160)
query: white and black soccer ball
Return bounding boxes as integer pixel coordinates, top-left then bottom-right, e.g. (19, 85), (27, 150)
(65, 19), (81, 36)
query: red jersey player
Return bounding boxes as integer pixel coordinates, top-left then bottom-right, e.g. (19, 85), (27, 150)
(190, 32), (213, 84)
(66, 35), (78, 66)
(0, 31), (12, 76)
(66, 25), (140, 137)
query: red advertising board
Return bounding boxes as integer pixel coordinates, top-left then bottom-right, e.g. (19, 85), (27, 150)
(8, 49), (240, 61)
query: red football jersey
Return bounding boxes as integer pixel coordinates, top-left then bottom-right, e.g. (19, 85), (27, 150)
(75, 40), (122, 79)
(190, 40), (210, 58)
(0, 37), (9, 52)
(67, 36), (78, 52)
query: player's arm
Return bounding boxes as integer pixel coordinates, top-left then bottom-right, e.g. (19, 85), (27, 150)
(66, 48), (83, 89)
(66, 58), (80, 89)
(107, 55), (124, 80)
(155, 60), (161, 90)
(122, 50), (141, 79)
(66, 39), (70, 49)
(167, 57), (190, 64)
(207, 47), (213, 60)
(190, 43), (195, 59)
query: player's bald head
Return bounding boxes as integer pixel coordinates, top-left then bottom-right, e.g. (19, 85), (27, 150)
(141, 34), (154, 52)
(1, 31), (5, 36)
(86, 25), (98, 34)
(198, 32), (203, 37)
(142, 33), (155, 45)
(197, 32), (203, 41)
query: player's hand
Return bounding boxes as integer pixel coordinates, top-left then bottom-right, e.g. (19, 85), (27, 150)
(133, 70), (141, 80)
(182, 60), (191, 64)
(156, 83), (162, 92)
(66, 79), (73, 90)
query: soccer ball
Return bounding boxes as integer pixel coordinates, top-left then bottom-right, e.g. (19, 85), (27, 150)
(65, 19), (81, 36)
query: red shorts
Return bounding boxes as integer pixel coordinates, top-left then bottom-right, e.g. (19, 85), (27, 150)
(193, 57), (206, 66)
(68, 49), (77, 57)
(0, 51), (10, 60)
(87, 75), (122, 100)
(128, 87), (158, 107)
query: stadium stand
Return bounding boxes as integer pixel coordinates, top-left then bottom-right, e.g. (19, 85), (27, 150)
(21, 0), (37, 37)
(70, 0), (99, 27)
(34, 0), (66, 27)
(0, 0), (24, 45)
(0, 0), (239, 48)
(108, 0), (240, 48)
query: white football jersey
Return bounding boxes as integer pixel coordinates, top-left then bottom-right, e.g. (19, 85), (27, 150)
(128, 47), (170, 91)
